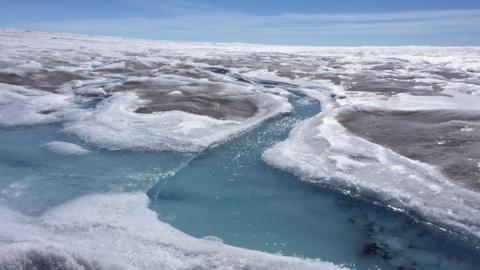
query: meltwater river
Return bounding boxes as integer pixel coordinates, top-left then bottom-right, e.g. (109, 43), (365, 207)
(0, 87), (479, 270)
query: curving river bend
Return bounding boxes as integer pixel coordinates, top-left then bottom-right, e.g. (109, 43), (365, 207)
(1, 77), (479, 270)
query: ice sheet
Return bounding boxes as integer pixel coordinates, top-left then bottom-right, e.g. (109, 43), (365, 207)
(0, 193), (345, 270)
(0, 29), (293, 152)
(43, 141), (91, 155)
(0, 83), (72, 127)
(62, 91), (291, 152)
(2, 28), (480, 264)
(263, 104), (480, 238)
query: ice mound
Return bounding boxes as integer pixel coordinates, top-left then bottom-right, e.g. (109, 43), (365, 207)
(43, 141), (91, 155)
(263, 107), (480, 238)
(63, 91), (291, 152)
(0, 193), (345, 270)
(250, 48), (480, 240)
(263, 70), (480, 239)
(0, 29), (293, 153)
(0, 83), (72, 127)
(0, 245), (110, 270)
(338, 109), (480, 191)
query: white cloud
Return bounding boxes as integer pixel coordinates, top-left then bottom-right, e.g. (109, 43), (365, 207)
(20, 9), (480, 45)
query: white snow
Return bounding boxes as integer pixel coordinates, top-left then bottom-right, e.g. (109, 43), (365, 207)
(62, 91), (291, 152)
(43, 141), (91, 155)
(0, 29), (292, 152)
(263, 104), (480, 238)
(262, 61), (480, 240)
(2, 28), (480, 261)
(0, 193), (345, 270)
(0, 83), (71, 127)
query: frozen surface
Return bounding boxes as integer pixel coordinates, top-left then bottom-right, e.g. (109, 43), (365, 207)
(62, 91), (291, 152)
(338, 109), (480, 190)
(0, 193), (343, 270)
(1, 28), (480, 269)
(151, 94), (480, 270)
(263, 108), (480, 239)
(0, 29), (292, 152)
(43, 141), (91, 155)
(0, 83), (72, 127)
(0, 124), (344, 270)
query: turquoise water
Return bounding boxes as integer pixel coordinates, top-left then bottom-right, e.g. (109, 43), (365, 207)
(0, 124), (192, 215)
(1, 91), (479, 269)
(149, 93), (480, 270)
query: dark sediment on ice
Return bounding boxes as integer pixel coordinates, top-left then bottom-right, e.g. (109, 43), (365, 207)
(110, 79), (258, 120)
(338, 109), (480, 191)
(0, 70), (86, 92)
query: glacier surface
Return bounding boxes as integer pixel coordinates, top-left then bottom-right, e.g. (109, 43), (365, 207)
(1, 28), (480, 269)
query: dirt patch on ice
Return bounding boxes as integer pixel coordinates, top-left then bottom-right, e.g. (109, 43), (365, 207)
(344, 73), (446, 96)
(110, 80), (259, 120)
(0, 70), (86, 92)
(338, 109), (480, 191)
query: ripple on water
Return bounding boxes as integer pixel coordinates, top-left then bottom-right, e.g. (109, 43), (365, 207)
(0, 92), (479, 270)
(149, 93), (480, 270)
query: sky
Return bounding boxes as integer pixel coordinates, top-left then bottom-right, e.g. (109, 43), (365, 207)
(1, 0), (480, 46)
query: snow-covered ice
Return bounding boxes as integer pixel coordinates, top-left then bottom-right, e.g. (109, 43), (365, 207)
(0, 193), (344, 270)
(1, 28), (480, 269)
(43, 141), (91, 155)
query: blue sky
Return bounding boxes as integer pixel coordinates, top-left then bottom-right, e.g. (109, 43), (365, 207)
(1, 0), (480, 45)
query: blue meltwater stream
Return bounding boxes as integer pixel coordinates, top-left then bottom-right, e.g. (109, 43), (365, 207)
(0, 90), (479, 269)
(148, 92), (480, 270)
